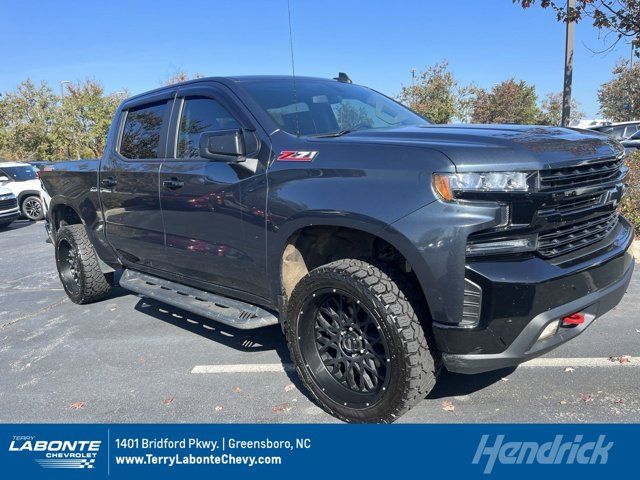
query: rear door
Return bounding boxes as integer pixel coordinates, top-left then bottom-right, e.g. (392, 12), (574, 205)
(157, 83), (271, 299)
(100, 91), (175, 269)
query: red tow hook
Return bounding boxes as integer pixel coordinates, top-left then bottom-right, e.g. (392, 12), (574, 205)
(562, 313), (585, 326)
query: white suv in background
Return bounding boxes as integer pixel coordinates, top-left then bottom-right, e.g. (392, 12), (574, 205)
(0, 187), (20, 229)
(0, 162), (45, 220)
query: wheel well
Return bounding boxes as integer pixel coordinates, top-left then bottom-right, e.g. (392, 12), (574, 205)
(51, 204), (82, 233)
(281, 226), (430, 318)
(18, 191), (41, 209)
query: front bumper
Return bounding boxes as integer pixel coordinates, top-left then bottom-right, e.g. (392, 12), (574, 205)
(441, 257), (634, 373)
(0, 208), (20, 222)
(386, 200), (635, 375)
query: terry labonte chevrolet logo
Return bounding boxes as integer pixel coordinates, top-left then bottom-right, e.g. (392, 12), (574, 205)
(9, 436), (100, 469)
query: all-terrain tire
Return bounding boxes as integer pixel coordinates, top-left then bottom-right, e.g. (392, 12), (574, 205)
(285, 258), (439, 423)
(55, 224), (113, 304)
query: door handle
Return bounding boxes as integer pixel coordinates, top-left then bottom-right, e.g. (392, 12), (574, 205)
(163, 178), (185, 190)
(100, 176), (117, 188)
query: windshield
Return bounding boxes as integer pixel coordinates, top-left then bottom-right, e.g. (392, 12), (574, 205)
(1, 165), (37, 181)
(242, 79), (429, 136)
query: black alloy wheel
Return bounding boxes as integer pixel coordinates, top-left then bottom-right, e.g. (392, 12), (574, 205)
(299, 289), (391, 407)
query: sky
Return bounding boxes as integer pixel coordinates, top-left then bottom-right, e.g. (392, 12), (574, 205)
(0, 0), (635, 118)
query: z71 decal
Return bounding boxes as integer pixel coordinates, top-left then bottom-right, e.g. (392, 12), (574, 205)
(277, 151), (319, 162)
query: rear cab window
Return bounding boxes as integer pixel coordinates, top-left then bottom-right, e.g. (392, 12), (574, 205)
(119, 101), (168, 159)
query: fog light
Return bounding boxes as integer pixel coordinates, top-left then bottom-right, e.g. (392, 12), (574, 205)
(537, 320), (561, 342)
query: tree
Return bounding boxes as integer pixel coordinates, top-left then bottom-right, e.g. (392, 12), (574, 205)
(471, 79), (542, 124)
(598, 60), (640, 121)
(539, 91), (584, 125)
(55, 79), (126, 159)
(164, 70), (204, 86)
(397, 62), (471, 123)
(0, 79), (58, 160)
(514, 0), (640, 55)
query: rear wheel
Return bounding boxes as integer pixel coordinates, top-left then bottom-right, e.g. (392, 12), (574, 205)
(55, 224), (113, 304)
(22, 195), (44, 221)
(285, 258), (439, 423)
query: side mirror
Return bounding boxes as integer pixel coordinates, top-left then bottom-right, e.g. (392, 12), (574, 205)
(0, 176), (9, 183)
(199, 129), (245, 162)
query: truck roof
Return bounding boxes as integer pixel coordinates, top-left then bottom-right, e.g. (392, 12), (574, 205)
(124, 75), (339, 103)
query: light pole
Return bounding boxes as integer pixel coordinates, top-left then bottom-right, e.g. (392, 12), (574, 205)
(60, 80), (70, 100)
(561, 0), (575, 127)
(60, 81), (71, 159)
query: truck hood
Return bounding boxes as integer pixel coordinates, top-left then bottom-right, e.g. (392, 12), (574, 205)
(329, 124), (624, 171)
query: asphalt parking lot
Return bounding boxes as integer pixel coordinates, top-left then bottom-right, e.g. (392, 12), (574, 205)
(1, 220), (639, 423)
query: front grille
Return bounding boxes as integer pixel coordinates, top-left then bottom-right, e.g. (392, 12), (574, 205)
(537, 211), (619, 258)
(538, 191), (604, 216)
(0, 198), (17, 210)
(539, 157), (623, 190)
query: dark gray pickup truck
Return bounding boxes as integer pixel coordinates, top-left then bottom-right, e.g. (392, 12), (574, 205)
(40, 75), (634, 423)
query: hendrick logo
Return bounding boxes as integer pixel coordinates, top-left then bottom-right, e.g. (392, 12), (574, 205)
(9, 436), (101, 469)
(472, 434), (613, 474)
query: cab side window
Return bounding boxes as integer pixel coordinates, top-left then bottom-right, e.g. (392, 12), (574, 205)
(177, 97), (241, 158)
(120, 101), (167, 159)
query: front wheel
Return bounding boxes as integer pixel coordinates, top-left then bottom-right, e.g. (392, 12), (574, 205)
(285, 259), (439, 423)
(22, 195), (44, 221)
(55, 224), (113, 304)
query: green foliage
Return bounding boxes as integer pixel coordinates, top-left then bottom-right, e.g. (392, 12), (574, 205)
(0, 79), (125, 161)
(471, 79), (542, 124)
(397, 62), (470, 124)
(0, 79), (58, 160)
(514, 0), (640, 55)
(538, 91), (584, 126)
(598, 61), (640, 122)
(620, 150), (640, 234)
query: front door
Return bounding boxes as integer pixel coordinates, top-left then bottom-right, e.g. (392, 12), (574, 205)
(157, 84), (270, 299)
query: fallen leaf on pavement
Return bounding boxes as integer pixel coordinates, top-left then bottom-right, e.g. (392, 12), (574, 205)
(162, 397), (174, 405)
(70, 401), (85, 410)
(233, 386), (242, 394)
(441, 400), (455, 412)
(500, 377), (509, 382)
(609, 355), (632, 364)
(581, 394), (593, 403)
(564, 367), (575, 373)
(214, 405), (223, 411)
(284, 384), (295, 392)
(614, 398), (625, 404)
(272, 403), (292, 413)
(559, 400), (567, 405)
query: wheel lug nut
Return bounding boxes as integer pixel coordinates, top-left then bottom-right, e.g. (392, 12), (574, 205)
(360, 349), (365, 354)
(349, 327), (353, 331)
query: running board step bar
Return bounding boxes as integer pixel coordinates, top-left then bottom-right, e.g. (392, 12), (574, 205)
(119, 270), (278, 330)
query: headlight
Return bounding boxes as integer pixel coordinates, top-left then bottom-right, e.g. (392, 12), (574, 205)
(433, 172), (530, 201)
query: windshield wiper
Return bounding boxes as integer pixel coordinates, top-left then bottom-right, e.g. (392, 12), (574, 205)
(309, 129), (353, 138)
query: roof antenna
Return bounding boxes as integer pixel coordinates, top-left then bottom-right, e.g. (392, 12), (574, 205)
(287, 0), (300, 136)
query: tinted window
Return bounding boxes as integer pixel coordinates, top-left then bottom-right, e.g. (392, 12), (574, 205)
(120, 102), (167, 159)
(0, 165), (37, 181)
(242, 79), (428, 136)
(177, 97), (241, 158)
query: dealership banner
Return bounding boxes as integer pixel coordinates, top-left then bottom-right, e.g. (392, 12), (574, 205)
(0, 423), (635, 478)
